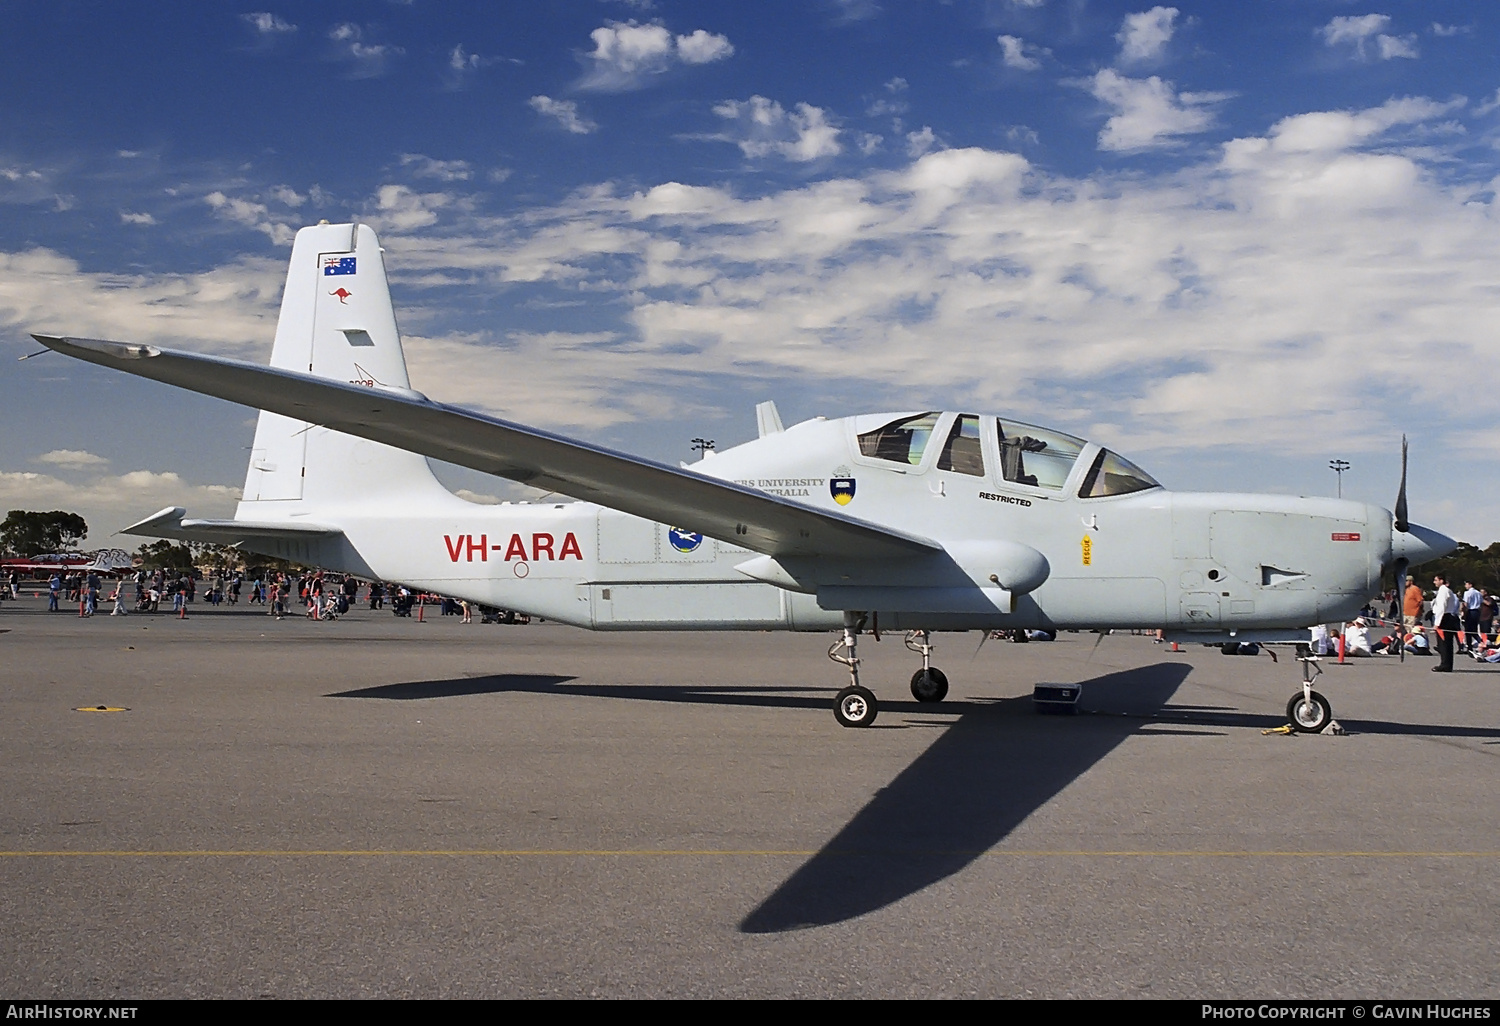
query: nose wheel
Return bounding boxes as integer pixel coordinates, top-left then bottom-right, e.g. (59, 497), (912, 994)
(1287, 690), (1332, 732)
(1286, 651), (1333, 733)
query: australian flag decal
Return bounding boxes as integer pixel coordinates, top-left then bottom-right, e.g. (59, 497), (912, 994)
(323, 256), (357, 276)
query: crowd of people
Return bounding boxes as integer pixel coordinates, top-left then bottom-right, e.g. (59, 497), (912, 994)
(1317, 573), (1499, 670)
(2, 565), (526, 627)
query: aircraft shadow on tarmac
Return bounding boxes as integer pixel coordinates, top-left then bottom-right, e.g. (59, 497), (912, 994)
(326, 661), (1500, 932)
(327, 674), (576, 700)
(740, 662), (1190, 933)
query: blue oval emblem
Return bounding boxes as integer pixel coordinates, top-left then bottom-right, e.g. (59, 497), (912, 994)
(668, 527), (703, 553)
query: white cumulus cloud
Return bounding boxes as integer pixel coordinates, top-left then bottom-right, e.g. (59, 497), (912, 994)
(205, 191), (294, 245)
(713, 96), (841, 162)
(1117, 6), (1178, 64)
(997, 35), (1043, 71)
(530, 96), (598, 135)
(36, 449), (109, 468)
(328, 23), (403, 78)
(370, 185), (454, 232)
(906, 126), (938, 157)
(399, 153), (473, 182)
(581, 20), (733, 90)
(1090, 69), (1226, 151)
(243, 12), (294, 35)
(675, 29), (734, 65)
(1319, 14), (1418, 61)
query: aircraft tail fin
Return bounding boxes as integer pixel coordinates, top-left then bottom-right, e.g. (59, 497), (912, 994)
(239, 222), (451, 512)
(756, 400), (785, 438)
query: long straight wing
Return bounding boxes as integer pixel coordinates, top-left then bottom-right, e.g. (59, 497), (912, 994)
(34, 335), (940, 561)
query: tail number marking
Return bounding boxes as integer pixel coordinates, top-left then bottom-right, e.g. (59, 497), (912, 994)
(443, 533), (583, 563)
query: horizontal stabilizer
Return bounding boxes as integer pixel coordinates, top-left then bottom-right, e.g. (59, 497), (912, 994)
(121, 505), (342, 545)
(37, 336), (940, 562)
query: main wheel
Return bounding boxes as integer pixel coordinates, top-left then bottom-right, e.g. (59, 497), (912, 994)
(1286, 690), (1333, 733)
(834, 686), (879, 728)
(910, 667), (949, 703)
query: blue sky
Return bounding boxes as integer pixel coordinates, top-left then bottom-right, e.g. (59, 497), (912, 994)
(2, 1), (1497, 544)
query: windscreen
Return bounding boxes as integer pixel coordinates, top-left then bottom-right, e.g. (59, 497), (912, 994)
(1079, 449), (1161, 498)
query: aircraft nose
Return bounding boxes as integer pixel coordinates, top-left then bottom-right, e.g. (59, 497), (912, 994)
(1391, 522), (1458, 567)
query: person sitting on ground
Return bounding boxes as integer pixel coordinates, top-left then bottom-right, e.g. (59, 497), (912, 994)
(1343, 619), (1373, 656)
(1310, 623), (1332, 656)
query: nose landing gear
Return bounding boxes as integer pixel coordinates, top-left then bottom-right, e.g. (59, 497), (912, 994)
(906, 630), (949, 702)
(1287, 648), (1332, 733)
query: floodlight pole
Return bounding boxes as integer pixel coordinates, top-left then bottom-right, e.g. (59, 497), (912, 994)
(691, 437), (716, 457)
(1329, 459), (1350, 499)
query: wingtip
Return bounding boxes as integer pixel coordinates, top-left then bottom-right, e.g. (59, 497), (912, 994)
(30, 335), (160, 361)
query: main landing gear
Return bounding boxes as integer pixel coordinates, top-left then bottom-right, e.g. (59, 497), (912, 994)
(829, 613), (877, 728)
(1287, 647), (1333, 733)
(906, 630), (948, 703)
(828, 618), (955, 727)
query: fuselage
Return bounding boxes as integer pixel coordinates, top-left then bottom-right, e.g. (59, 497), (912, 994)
(245, 409), (1416, 636)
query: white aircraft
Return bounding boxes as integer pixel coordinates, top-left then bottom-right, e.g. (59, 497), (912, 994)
(31, 223), (1456, 730)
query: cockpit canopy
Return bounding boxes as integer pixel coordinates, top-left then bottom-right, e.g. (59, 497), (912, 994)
(854, 412), (1160, 498)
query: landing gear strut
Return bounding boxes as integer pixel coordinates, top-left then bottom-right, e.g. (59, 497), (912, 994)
(829, 611), (877, 727)
(1287, 647), (1333, 733)
(906, 630), (949, 702)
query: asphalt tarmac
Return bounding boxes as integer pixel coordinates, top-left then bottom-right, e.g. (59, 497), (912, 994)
(1, 596), (1497, 999)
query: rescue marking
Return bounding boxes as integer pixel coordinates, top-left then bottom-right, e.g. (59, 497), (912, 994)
(443, 533), (583, 562)
(1081, 535), (1093, 566)
(1331, 532), (1361, 542)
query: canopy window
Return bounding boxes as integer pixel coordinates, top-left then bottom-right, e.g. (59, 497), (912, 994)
(937, 414), (985, 477)
(995, 420), (1086, 490)
(857, 412), (941, 466)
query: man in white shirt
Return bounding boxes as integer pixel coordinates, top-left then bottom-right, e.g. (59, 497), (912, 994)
(1461, 582), (1482, 652)
(1432, 574), (1461, 672)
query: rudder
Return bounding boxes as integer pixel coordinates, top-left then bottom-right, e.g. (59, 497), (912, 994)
(239, 223), (452, 513)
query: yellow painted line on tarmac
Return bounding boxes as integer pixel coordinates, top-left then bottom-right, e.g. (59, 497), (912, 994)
(1, 849), (1498, 858)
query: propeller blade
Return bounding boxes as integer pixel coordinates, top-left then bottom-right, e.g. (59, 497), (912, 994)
(1394, 435), (1409, 533)
(970, 629), (989, 663)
